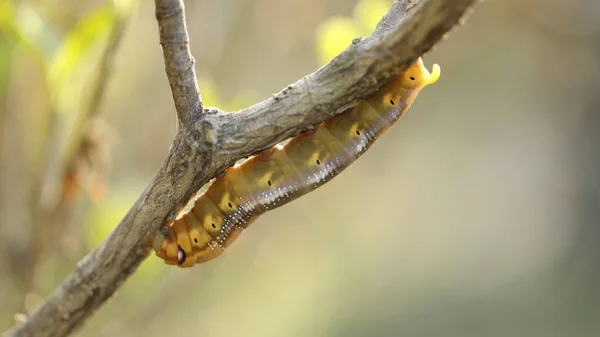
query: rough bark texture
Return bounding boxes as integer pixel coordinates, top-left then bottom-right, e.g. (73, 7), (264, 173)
(155, 0), (203, 127)
(5, 0), (476, 336)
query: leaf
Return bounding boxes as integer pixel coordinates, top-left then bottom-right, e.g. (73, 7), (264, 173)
(198, 76), (255, 112)
(315, 16), (361, 64)
(0, 14), (17, 94)
(198, 77), (221, 108)
(0, 0), (57, 64)
(315, 0), (392, 64)
(353, 0), (392, 33)
(0, 39), (15, 94)
(48, 4), (116, 113)
(0, 0), (17, 36)
(113, 0), (138, 17)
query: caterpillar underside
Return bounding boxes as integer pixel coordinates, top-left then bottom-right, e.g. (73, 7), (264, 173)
(153, 58), (441, 267)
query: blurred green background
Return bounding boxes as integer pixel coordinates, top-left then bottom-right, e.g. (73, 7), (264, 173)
(1, 0), (600, 336)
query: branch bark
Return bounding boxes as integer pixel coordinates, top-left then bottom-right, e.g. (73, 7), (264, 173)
(155, 0), (203, 126)
(5, 0), (476, 336)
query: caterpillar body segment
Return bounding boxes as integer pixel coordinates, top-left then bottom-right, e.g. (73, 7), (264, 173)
(153, 58), (441, 267)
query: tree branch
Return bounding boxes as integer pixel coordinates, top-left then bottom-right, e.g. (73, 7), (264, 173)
(155, 0), (203, 126)
(5, 0), (475, 336)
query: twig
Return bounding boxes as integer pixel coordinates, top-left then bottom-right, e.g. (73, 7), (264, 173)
(4, 0), (476, 336)
(155, 0), (203, 126)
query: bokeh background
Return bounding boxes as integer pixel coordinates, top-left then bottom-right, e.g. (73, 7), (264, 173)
(1, 0), (600, 336)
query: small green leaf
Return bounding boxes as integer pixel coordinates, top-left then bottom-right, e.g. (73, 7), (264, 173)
(354, 0), (392, 33)
(0, 36), (16, 94)
(0, 1), (57, 64)
(198, 77), (221, 108)
(113, 0), (138, 17)
(315, 16), (361, 63)
(315, 0), (392, 64)
(198, 76), (255, 112)
(48, 4), (116, 113)
(0, 0), (16, 31)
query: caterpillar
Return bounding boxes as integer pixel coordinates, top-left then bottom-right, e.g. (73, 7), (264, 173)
(153, 57), (441, 267)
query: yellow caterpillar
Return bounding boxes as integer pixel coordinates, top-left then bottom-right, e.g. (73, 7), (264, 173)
(153, 58), (441, 267)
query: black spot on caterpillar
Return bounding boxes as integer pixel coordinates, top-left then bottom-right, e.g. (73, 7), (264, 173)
(153, 58), (441, 267)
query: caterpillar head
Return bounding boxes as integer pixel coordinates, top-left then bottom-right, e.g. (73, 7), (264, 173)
(153, 219), (228, 267)
(153, 224), (186, 266)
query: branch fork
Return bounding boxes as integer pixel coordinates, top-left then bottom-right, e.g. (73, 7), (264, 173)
(5, 0), (476, 336)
